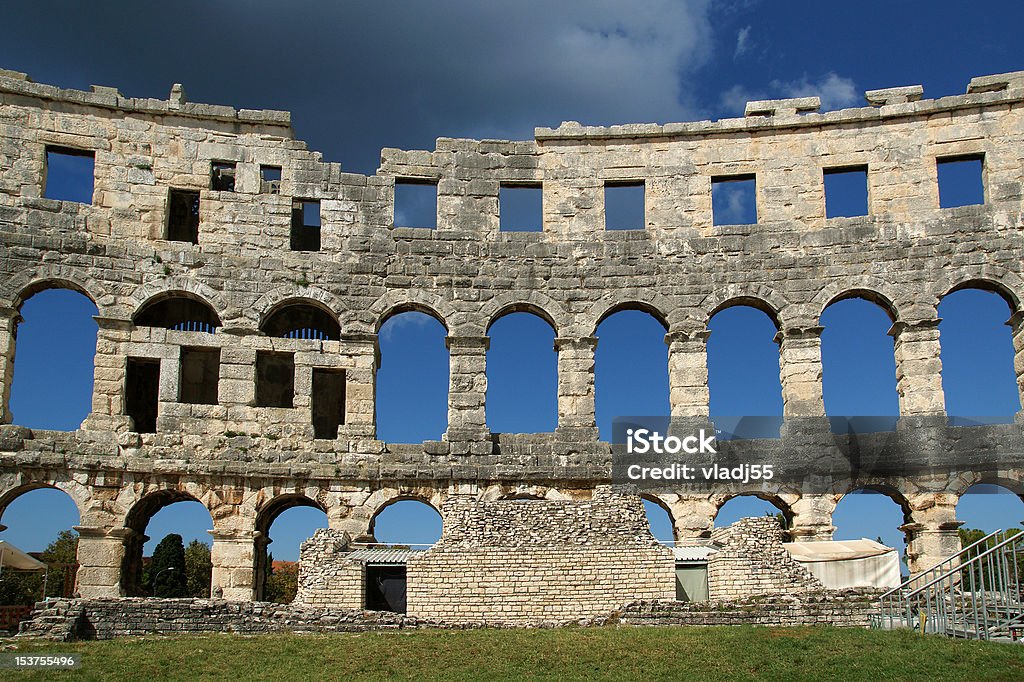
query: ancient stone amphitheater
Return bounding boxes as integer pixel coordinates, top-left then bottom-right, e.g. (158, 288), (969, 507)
(1, 67), (1022, 623)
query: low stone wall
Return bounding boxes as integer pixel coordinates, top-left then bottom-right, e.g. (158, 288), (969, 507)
(18, 598), (433, 641)
(619, 590), (883, 628)
(295, 530), (364, 609)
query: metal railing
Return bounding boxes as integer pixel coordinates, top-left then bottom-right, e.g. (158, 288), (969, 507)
(872, 529), (1023, 641)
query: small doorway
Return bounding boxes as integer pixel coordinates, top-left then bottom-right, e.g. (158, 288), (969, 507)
(365, 564), (407, 613)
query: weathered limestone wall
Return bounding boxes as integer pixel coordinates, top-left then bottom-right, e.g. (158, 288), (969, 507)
(1, 69), (1024, 602)
(405, 491), (675, 624)
(294, 530), (364, 609)
(707, 517), (823, 600)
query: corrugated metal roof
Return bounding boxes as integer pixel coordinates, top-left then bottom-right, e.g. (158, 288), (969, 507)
(672, 545), (717, 562)
(346, 547), (423, 564)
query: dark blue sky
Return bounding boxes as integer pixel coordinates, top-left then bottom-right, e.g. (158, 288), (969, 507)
(2, 1), (1023, 562)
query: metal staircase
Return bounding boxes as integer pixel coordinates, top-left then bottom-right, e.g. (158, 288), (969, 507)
(871, 529), (1023, 641)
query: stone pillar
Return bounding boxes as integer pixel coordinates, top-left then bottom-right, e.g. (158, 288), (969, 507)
(74, 525), (128, 598)
(444, 335), (489, 441)
(665, 329), (710, 417)
(0, 306), (20, 425)
(788, 495), (836, 541)
(669, 498), (717, 544)
(82, 317), (134, 432)
(903, 496), (962, 576)
(210, 528), (257, 601)
(776, 327), (826, 418)
(344, 333), (378, 438)
(554, 336), (598, 432)
(889, 319), (945, 417)
(1006, 311), (1024, 416)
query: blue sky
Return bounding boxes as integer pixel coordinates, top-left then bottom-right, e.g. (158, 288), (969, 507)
(2, 1), (1023, 566)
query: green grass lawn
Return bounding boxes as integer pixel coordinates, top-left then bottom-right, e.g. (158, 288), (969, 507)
(6, 626), (1024, 681)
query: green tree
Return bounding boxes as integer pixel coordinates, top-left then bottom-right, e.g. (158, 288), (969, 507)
(149, 533), (188, 598)
(263, 554), (298, 604)
(184, 540), (212, 598)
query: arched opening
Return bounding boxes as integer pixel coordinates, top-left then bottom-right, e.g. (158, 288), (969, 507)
(134, 294), (220, 333)
(121, 492), (214, 598)
(486, 311), (556, 433)
(956, 482), (1024, 536)
(643, 496), (675, 544)
(10, 288), (98, 430)
(261, 302), (340, 341)
(0, 486), (81, 608)
(938, 287), (1020, 423)
(820, 297), (898, 428)
(714, 494), (790, 529)
(254, 495), (328, 603)
(595, 308), (669, 441)
(707, 304), (782, 438)
(833, 487), (910, 575)
(367, 498), (442, 547)
(376, 311), (448, 443)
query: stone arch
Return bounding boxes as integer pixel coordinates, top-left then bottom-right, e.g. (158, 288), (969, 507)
(252, 285), (347, 331)
(0, 478), (88, 525)
(587, 293), (672, 336)
(2, 265), (112, 317)
(482, 292), (566, 336)
(133, 291), (222, 332)
(835, 483), (913, 524)
(478, 484), (572, 502)
(368, 291), (454, 335)
(641, 493), (677, 542)
(809, 277), (905, 325)
(356, 488), (447, 542)
(253, 492), (328, 601)
(260, 298), (341, 340)
(118, 485), (216, 597)
(127, 277), (231, 327)
(712, 491), (796, 528)
(701, 285), (787, 329)
(931, 267), (1024, 314)
(952, 473), (1024, 500)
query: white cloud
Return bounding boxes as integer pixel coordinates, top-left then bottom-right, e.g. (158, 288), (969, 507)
(719, 72), (860, 115)
(734, 25), (752, 59)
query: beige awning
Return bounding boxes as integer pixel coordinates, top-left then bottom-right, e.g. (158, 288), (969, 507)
(784, 538), (893, 563)
(0, 540), (47, 571)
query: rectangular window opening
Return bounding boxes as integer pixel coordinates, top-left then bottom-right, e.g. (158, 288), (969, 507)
(125, 358), (160, 434)
(260, 165), (282, 194)
(210, 161), (237, 192)
(365, 564), (406, 613)
(256, 351), (295, 408)
(312, 368), (346, 439)
(937, 155), (985, 208)
(711, 174), (757, 226)
(394, 179), (438, 229)
(604, 181), (645, 231)
(824, 166), (869, 218)
(291, 199), (321, 251)
(44, 146), (95, 204)
(179, 347), (220, 405)
(167, 189), (200, 244)
(499, 184), (543, 232)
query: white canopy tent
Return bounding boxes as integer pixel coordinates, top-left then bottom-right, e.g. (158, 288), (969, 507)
(0, 540), (46, 573)
(784, 538), (901, 590)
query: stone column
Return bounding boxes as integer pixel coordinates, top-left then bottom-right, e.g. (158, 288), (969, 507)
(82, 317), (134, 432)
(0, 306), (20, 424)
(669, 498), (717, 544)
(344, 333), (378, 438)
(889, 319), (945, 418)
(74, 525), (128, 598)
(788, 495), (836, 541)
(903, 496), (962, 576)
(210, 528), (257, 601)
(443, 335), (490, 441)
(1006, 311), (1024, 416)
(776, 327), (826, 418)
(554, 336), (598, 433)
(665, 329), (711, 417)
